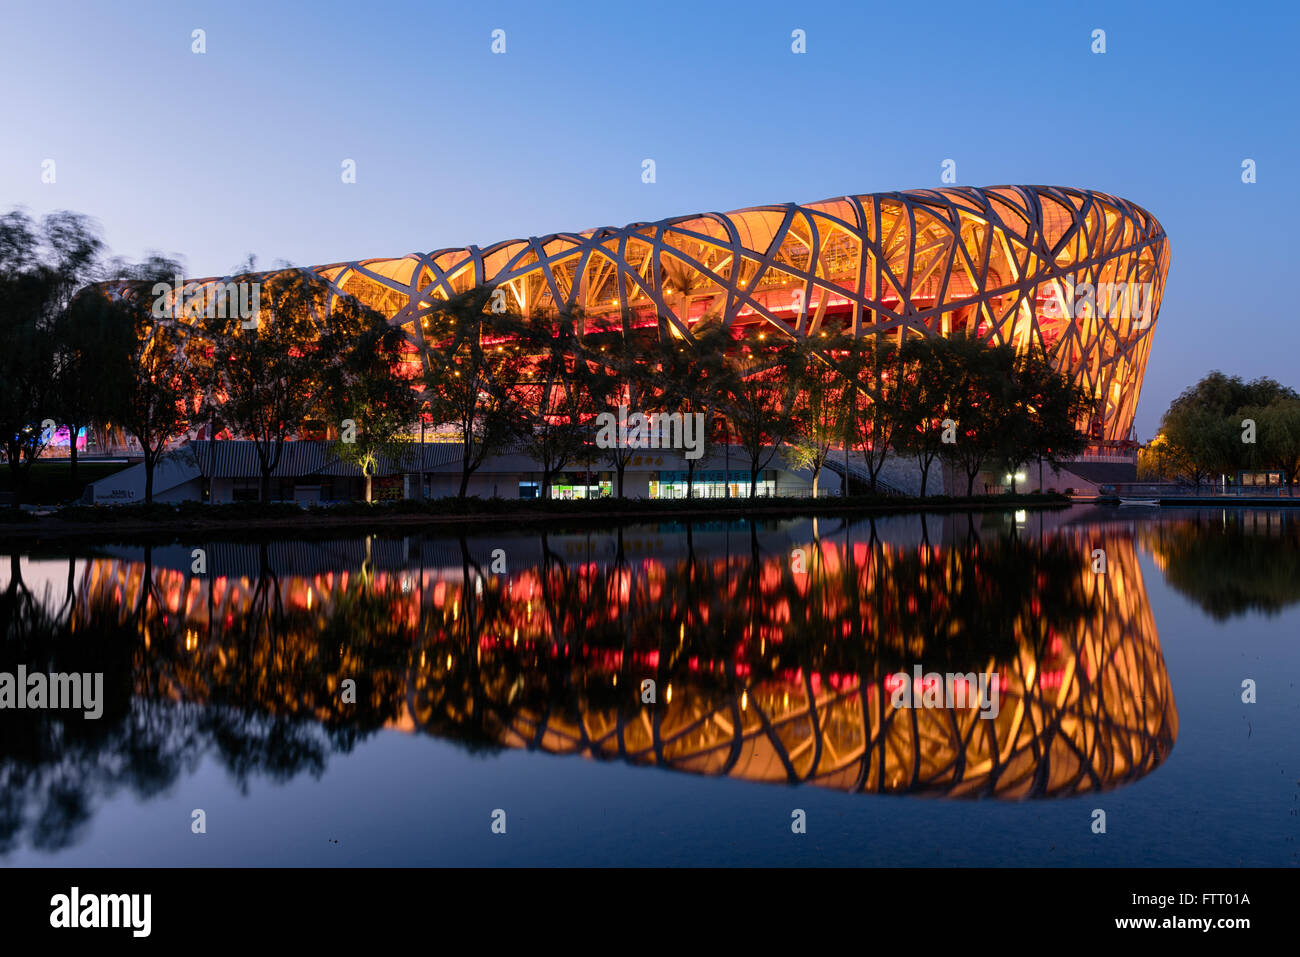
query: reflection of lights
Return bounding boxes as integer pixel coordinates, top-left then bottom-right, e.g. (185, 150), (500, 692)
(71, 526), (1173, 799)
(1015, 510), (1027, 525)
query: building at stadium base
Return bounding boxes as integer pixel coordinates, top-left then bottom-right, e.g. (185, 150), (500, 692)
(84, 437), (1128, 504)
(88, 185), (1168, 504)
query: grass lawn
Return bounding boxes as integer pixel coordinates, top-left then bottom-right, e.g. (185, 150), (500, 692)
(0, 460), (130, 505)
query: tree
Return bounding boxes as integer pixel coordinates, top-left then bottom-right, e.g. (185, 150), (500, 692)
(719, 337), (798, 499)
(934, 332), (1016, 497)
(0, 210), (104, 504)
(644, 318), (733, 499)
(994, 343), (1090, 492)
(1244, 398), (1300, 495)
(1138, 432), (1192, 484)
(95, 262), (199, 505)
(0, 261), (55, 503)
(1170, 370), (1296, 416)
(186, 259), (262, 502)
(785, 334), (852, 498)
(422, 288), (529, 499)
(580, 328), (645, 498)
(56, 285), (128, 488)
(44, 213), (107, 487)
(513, 311), (593, 499)
(322, 309), (420, 503)
(894, 337), (951, 496)
(1141, 415), (1230, 489)
(844, 335), (906, 494)
(211, 269), (358, 502)
(1148, 371), (1296, 490)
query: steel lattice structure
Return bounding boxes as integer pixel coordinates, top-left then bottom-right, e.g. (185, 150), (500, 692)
(180, 184), (1168, 442)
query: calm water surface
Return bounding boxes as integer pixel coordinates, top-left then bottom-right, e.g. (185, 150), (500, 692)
(2, 506), (1297, 866)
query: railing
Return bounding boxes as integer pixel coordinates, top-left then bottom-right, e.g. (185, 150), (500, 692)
(1072, 453), (1139, 465)
(29, 445), (138, 460)
(1111, 482), (1295, 499)
(822, 458), (908, 497)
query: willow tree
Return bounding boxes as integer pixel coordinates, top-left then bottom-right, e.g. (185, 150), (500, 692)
(0, 209), (104, 504)
(1152, 372), (1298, 490)
(45, 212), (107, 485)
(1248, 398), (1300, 494)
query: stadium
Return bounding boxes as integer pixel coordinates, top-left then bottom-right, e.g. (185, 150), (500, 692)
(91, 185), (1169, 503)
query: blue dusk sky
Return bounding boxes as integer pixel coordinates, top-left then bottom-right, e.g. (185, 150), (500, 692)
(1, 0), (1295, 437)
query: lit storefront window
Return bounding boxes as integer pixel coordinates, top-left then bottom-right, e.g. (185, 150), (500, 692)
(548, 472), (611, 500)
(650, 470), (776, 499)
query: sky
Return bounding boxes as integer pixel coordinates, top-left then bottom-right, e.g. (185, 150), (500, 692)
(1, 0), (1296, 438)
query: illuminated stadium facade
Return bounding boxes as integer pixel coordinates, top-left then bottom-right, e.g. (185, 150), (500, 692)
(92, 185), (1168, 504)
(183, 184), (1168, 445)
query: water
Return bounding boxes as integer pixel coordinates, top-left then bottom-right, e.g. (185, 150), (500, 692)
(1, 506), (1297, 866)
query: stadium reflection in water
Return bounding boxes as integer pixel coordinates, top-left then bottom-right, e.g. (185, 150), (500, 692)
(0, 510), (1179, 856)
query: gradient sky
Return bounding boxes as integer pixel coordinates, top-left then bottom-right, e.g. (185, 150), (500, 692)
(2, 0), (1295, 438)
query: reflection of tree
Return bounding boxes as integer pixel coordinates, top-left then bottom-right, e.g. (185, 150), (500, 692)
(1, 518), (1179, 854)
(0, 587), (176, 853)
(1142, 511), (1300, 620)
(406, 536), (510, 754)
(0, 554), (417, 849)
